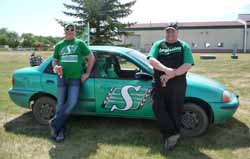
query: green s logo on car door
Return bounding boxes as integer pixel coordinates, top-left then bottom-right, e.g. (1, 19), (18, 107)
(103, 85), (151, 112)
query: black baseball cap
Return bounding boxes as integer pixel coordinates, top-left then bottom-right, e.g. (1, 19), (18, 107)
(165, 22), (178, 31)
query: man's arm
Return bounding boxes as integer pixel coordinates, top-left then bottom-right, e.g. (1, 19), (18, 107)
(52, 44), (60, 72)
(174, 41), (194, 76)
(149, 57), (175, 76)
(81, 52), (95, 82)
(147, 40), (175, 76)
(161, 41), (194, 81)
(85, 52), (95, 74)
(174, 64), (192, 76)
(160, 64), (192, 87)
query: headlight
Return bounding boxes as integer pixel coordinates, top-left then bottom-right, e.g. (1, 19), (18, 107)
(222, 90), (232, 102)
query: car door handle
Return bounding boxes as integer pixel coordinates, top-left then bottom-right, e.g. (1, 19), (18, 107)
(46, 80), (55, 84)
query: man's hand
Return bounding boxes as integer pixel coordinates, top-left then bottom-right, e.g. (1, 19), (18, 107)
(160, 71), (176, 87)
(81, 72), (90, 83)
(52, 59), (59, 73)
(53, 65), (60, 73)
(160, 74), (169, 87)
(174, 64), (192, 76)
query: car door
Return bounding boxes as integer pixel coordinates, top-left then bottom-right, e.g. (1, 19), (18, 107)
(41, 58), (96, 114)
(94, 51), (153, 118)
(41, 60), (57, 96)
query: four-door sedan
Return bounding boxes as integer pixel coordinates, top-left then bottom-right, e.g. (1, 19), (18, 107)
(8, 46), (239, 136)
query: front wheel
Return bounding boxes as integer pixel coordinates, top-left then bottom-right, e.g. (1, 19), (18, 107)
(32, 96), (56, 125)
(181, 103), (209, 137)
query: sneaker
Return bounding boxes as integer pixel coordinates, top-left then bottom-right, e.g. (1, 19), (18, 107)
(48, 120), (57, 139)
(164, 134), (180, 151)
(55, 130), (65, 142)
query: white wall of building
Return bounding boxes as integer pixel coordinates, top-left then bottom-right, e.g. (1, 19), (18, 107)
(247, 28), (250, 50)
(178, 28), (244, 51)
(123, 28), (246, 52)
(122, 30), (164, 52)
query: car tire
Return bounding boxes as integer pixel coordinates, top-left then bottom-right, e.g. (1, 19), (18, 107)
(32, 96), (56, 125)
(181, 103), (209, 137)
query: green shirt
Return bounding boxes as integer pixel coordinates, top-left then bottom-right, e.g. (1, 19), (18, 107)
(148, 39), (195, 65)
(53, 38), (90, 79)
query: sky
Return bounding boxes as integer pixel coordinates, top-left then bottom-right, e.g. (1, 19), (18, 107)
(0, 0), (249, 37)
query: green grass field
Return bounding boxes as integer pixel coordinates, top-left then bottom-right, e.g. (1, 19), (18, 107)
(0, 51), (250, 159)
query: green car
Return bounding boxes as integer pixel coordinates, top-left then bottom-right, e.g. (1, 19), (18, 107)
(8, 46), (239, 136)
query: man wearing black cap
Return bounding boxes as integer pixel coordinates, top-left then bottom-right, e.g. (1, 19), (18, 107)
(147, 23), (194, 150)
(49, 22), (95, 142)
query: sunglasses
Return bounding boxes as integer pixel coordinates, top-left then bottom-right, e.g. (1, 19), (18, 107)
(65, 28), (75, 32)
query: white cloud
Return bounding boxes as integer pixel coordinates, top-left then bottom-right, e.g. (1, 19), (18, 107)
(1, 0), (249, 36)
(122, 0), (250, 23)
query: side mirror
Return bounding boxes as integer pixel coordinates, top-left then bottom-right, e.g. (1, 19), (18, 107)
(135, 72), (152, 80)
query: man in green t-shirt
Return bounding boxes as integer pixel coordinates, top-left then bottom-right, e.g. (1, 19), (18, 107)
(147, 23), (194, 150)
(49, 23), (95, 142)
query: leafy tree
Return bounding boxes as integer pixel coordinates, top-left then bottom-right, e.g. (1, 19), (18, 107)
(58, 0), (136, 45)
(0, 34), (7, 45)
(7, 32), (19, 48)
(20, 33), (35, 48)
(0, 28), (19, 48)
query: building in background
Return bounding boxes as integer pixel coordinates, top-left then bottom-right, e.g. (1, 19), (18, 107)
(122, 14), (250, 53)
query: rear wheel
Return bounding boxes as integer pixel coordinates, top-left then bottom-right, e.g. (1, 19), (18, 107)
(181, 103), (209, 137)
(32, 96), (56, 125)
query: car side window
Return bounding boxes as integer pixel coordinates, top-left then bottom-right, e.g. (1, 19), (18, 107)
(44, 53), (141, 80)
(115, 55), (140, 79)
(93, 52), (141, 80)
(117, 56), (140, 71)
(92, 53), (119, 78)
(44, 60), (95, 77)
(44, 62), (55, 74)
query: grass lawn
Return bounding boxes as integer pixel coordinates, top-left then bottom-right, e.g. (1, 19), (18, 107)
(0, 51), (250, 159)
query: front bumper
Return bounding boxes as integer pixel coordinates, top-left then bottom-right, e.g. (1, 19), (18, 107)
(210, 92), (239, 124)
(8, 88), (34, 108)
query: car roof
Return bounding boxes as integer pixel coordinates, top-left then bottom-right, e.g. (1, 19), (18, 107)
(46, 46), (135, 60)
(89, 45), (134, 55)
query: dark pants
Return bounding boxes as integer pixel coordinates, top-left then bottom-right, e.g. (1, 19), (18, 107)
(50, 77), (81, 134)
(151, 79), (186, 138)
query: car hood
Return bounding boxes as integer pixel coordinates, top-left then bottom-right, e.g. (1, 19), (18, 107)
(187, 72), (225, 90)
(13, 66), (40, 75)
(12, 66), (42, 90)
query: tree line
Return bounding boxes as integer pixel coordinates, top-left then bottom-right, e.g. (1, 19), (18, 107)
(0, 28), (62, 48)
(0, 0), (136, 48)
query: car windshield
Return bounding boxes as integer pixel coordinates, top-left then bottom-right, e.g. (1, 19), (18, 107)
(127, 50), (153, 70)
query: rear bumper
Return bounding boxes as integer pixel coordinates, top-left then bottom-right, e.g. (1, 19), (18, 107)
(210, 92), (239, 124)
(8, 88), (34, 108)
